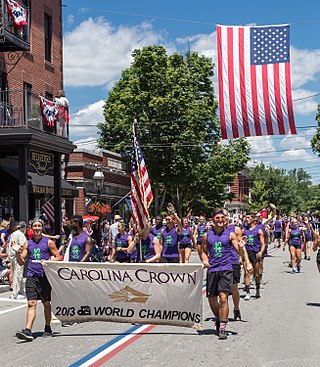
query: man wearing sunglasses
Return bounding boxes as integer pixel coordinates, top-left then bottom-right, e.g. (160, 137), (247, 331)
(199, 208), (240, 340)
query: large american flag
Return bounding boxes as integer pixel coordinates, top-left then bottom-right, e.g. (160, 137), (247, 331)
(130, 125), (153, 231)
(217, 24), (296, 139)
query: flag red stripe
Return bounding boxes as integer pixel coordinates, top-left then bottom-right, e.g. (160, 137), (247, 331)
(227, 27), (239, 138)
(273, 63), (285, 134)
(217, 26), (227, 139)
(130, 182), (144, 228)
(285, 62), (296, 134)
(238, 27), (250, 137)
(262, 64), (273, 135)
(250, 65), (262, 136)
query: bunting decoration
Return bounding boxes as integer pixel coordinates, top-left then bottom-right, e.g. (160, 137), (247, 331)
(6, 0), (27, 30)
(39, 96), (57, 127)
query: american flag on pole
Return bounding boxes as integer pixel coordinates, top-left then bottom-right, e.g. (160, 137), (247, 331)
(41, 197), (55, 224)
(130, 124), (153, 231)
(216, 24), (297, 139)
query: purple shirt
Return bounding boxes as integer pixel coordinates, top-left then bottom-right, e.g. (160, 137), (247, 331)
(289, 227), (301, 246)
(274, 220), (282, 232)
(27, 237), (50, 277)
(244, 226), (262, 253)
(115, 233), (132, 261)
(161, 227), (179, 258)
(206, 228), (233, 272)
(197, 224), (206, 242)
(136, 234), (155, 263)
(152, 225), (165, 241)
(225, 225), (239, 265)
(179, 226), (192, 245)
(69, 232), (90, 262)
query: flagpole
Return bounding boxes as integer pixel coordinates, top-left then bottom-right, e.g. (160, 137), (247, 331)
(132, 119), (148, 263)
(111, 192), (130, 210)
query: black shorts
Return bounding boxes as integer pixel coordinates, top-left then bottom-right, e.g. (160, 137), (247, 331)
(274, 232), (282, 239)
(247, 249), (261, 265)
(179, 242), (192, 249)
(161, 257), (179, 263)
(26, 276), (51, 303)
(289, 244), (301, 250)
(206, 270), (233, 297)
(316, 250), (320, 265)
(232, 264), (241, 284)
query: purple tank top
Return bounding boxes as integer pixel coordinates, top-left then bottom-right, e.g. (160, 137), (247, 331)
(69, 232), (90, 262)
(244, 226), (262, 252)
(224, 225), (239, 265)
(27, 237), (50, 277)
(274, 220), (282, 232)
(179, 226), (192, 245)
(289, 227), (301, 246)
(161, 227), (179, 258)
(197, 224), (206, 242)
(136, 234), (155, 262)
(206, 229), (233, 272)
(115, 233), (132, 261)
(152, 225), (165, 241)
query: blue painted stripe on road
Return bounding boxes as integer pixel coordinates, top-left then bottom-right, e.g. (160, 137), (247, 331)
(68, 324), (141, 367)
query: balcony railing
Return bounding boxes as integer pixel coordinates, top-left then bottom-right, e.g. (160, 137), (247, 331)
(0, 88), (69, 139)
(0, 0), (30, 51)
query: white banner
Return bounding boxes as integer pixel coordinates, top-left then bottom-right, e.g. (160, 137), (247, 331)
(43, 262), (203, 329)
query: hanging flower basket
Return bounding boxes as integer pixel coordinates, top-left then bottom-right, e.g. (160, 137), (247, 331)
(88, 202), (111, 217)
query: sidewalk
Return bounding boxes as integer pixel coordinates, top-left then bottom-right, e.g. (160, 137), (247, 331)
(0, 284), (10, 293)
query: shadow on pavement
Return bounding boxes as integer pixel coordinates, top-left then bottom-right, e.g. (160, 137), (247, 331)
(306, 302), (320, 307)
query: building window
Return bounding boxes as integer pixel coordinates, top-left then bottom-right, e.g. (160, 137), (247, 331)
(23, 82), (32, 125)
(45, 92), (53, 101)
(44, 13), (52, 62)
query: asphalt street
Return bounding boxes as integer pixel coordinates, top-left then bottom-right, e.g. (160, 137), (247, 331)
(1, 247), (320, 367)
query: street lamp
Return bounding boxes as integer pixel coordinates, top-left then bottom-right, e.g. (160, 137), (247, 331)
(93, 167), (105, 200)
(92, 167), (105, 246)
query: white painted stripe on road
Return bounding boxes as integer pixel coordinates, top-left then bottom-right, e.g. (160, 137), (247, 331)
(0, 303), (27, 315)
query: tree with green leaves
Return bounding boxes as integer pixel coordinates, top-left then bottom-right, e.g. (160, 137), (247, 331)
(98, 45), (250, 215)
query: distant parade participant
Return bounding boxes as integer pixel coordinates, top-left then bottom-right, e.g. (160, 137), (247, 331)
(284, 218), (306, 273)
(178, 218), (195, 263)
(110, 221), (134, 263)
(312, 235), (320, 272)
(160, 204), (182, 263)
(194, 215), (207, 254)
(152, 216), (165, 241)
(199, 208), (240, 340)
(303, 216), (313, 261)
(68, 215), (92, 262)
(14, 219), (61, 341)
(243, 214), (266, 300)
(128, 225), (161, 263)
(273, 216), (282, 248)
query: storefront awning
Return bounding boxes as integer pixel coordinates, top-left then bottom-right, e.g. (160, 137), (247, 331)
(0, 165), (78, 198)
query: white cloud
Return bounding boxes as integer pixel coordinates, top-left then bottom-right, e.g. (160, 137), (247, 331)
(73, 137), (98, 151)
(66, 15), (74, 25)
(280, 135), (311, 149)
(292, 88), (318, 116)
(291, 47), (320, 89)
(246, 135), (276, 154)
(280, 149), (319, 163)
(64, 18), (173, 88)
(69, 100), (104, 140)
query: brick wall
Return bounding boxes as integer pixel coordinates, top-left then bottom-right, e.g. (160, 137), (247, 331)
(1, 0), (63, 97)
(75, 187), (86, 216)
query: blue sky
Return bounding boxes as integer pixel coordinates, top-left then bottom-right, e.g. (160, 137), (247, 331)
(62, 0), (320, 183)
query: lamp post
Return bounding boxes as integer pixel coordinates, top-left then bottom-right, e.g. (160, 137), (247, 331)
(93, 167), (105, 245)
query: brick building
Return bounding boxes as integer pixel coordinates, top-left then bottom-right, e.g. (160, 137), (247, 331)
(65, 148), (131, 220)
(0, 0), (76, 230)
(225, 171), (250, 215)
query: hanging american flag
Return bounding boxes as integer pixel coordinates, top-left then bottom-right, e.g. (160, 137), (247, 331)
(41, 197), (55, 225)
(130, 124), (153, 231)
(6, 0), (27, 30)
(216, 24), (296, 139)
(39, 96), (57, 127)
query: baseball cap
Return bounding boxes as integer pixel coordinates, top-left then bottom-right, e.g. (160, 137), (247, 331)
(114, 214), (121, 220)
(155, 215), (162, 220)
(18, 221), (27, 228)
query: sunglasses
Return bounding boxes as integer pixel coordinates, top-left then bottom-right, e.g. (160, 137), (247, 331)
(213, 216), (226, 220)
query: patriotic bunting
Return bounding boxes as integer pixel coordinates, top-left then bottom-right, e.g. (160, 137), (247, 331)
(6, 0), (27, 30)
(39, 96), (57, 127)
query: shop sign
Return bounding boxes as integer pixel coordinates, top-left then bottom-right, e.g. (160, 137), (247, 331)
(29, 150), (54, 176)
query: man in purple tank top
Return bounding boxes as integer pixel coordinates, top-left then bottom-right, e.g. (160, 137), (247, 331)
(14, 219), (61, 341)
(68, 215), (92, 262)
(199, 208), (240, 340)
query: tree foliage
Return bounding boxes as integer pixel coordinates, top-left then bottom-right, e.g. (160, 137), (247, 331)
(98, 45), (250, 216)
(249, 163), (319, 213)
